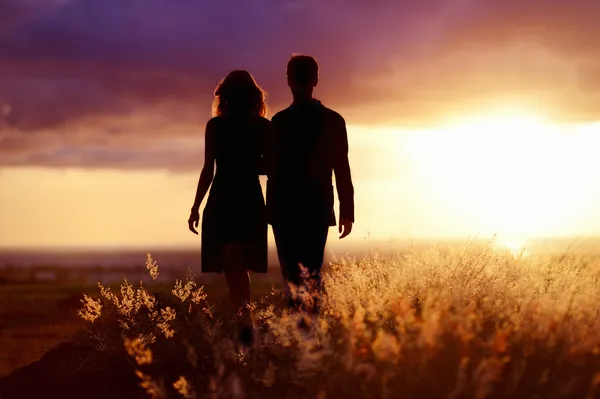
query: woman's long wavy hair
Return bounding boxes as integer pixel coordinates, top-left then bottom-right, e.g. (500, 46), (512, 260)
(212, 70), (267, 118)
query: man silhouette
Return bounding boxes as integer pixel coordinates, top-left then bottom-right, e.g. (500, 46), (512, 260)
(266, 54), (355, 314)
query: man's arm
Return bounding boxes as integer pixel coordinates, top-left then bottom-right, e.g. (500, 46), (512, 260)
(258, 119), (272, 176)
(264, 115), (280, 180)
(333, 115), (354, 238)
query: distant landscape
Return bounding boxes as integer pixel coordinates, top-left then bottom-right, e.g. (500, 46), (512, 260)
(1, 237), (598, 285)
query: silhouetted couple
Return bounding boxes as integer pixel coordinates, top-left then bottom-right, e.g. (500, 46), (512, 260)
(188, 54), (354, 344)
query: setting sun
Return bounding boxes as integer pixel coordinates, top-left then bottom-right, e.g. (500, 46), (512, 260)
(405, 109), (600, 242)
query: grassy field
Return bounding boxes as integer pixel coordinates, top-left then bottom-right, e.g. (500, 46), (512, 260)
(2, 240), (600, 398)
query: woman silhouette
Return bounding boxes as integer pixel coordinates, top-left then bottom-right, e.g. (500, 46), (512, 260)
(188, 70), (270, 344)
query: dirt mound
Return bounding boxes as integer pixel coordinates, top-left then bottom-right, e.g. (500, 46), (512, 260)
(0, 338), (145, 399)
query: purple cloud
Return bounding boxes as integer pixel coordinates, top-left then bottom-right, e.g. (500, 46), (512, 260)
(0, 0), (598, 170)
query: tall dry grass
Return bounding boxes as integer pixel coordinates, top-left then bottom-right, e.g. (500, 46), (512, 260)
(78, 239), (600, 399)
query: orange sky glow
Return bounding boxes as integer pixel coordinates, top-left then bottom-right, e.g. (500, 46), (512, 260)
(2, 111), (599, 250)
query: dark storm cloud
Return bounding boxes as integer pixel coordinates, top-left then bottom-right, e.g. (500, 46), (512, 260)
(0, 0), (598, 170)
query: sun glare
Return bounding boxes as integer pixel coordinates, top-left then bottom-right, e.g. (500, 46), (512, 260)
(494, 236), (530, 256)
(404, 109), (600, 241)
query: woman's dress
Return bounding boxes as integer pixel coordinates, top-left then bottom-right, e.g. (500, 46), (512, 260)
(201, 115), (269, 273)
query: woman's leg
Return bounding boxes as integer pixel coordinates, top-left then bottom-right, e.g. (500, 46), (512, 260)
(222, 243), (251, 313)
(222, 242), (255, 345)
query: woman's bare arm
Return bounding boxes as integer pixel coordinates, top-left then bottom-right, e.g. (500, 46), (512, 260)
(191, 119), (217, 212)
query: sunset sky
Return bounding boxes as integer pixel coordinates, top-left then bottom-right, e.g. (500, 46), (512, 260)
(1, 0), (600, 250)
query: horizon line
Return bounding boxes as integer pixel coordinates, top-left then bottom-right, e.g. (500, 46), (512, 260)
(1, 235), (599, 253)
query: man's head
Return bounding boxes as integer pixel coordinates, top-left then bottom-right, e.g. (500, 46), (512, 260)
(287, 54), (319, 97)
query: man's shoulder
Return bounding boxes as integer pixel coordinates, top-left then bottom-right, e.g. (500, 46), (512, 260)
(271, 107), (293, 123)
(271, 103), (345, 125)
(318, 105), (346, 128)
(320, 106), (344, 122)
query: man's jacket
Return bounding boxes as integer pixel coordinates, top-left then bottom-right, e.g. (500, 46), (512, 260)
(266, 100), (354, 227)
